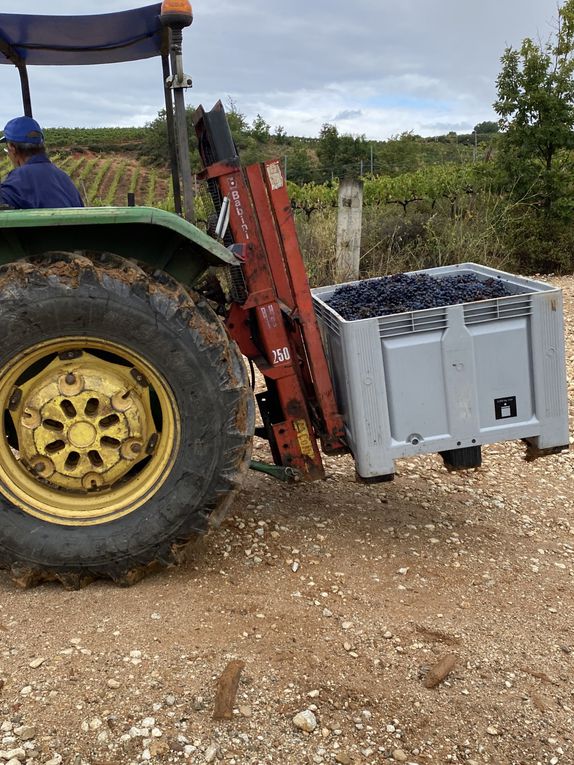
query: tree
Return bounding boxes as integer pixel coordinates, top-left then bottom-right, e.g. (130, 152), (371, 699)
(287, 144), (318, 184)
(251, 114), (271, 143)
(317, 123), (340, 179)
(140, 107), (201, 171)
(274, 125), (288, 144)
(473, 121), (499, 134)
(225, 98), (249, 136)
(493, 0), (574, 216)
(316, 123), (368, 180)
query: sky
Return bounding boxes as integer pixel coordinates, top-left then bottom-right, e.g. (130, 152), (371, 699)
(0, 0), (564, 141)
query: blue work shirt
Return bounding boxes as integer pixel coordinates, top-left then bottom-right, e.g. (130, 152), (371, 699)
(0, 154), (84, 209)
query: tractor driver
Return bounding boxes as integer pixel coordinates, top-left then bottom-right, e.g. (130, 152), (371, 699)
(0, 116), (84, 209)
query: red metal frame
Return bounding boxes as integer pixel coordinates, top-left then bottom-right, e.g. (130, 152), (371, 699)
(198, 156), (346, 480)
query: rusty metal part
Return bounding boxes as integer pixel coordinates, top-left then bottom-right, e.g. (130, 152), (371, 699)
(194, 108), (346, 480)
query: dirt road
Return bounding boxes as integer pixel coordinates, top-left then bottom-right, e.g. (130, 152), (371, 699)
(0, 278), (572, 765)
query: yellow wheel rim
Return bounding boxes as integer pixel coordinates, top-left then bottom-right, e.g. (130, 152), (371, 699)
(0, 337), (180, 526)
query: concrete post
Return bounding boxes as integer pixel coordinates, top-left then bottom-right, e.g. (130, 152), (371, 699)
(336, 179), (363, 282)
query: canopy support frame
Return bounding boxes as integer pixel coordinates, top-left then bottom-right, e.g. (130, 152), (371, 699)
(0, 37), (33, 117)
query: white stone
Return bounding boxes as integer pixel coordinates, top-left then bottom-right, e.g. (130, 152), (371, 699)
(13, 727), (35, 741)
(45, 756), (63, 765)
(293, 710), (317, 732)
(4, 749), (26, 761)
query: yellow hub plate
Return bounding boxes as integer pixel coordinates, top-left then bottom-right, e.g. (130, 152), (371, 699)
(0, 338), (180, 526)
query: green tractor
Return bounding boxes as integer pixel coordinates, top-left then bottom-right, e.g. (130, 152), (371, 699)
(1, 3), (569, 588)
(0, 3), (258, 586)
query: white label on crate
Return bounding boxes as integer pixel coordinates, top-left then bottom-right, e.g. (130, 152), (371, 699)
(267, 161), (284, 190)
(495, 396), (517, 420)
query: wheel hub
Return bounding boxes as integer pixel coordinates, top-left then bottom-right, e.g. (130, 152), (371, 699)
(13, 352), (155, 492)
(68, 422), (97, 448)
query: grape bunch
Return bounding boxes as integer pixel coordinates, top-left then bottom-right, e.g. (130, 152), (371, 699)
(325, 272), (512, 321)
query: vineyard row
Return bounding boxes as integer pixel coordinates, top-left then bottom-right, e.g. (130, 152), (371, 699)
(1, 152), (494, 220)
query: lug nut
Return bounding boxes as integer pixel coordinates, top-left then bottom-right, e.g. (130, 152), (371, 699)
(58, 350), (83, 361)
(146, 433), (159, 454)
(8, 388), (22, 411)
(58, 372), (84, 396)
(121, 439), (143, 461)
(29, 457), (55, 479)
(130, 368), (149, 387)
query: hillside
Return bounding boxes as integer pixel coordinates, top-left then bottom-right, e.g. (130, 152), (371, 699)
(0, 152), (172, 209)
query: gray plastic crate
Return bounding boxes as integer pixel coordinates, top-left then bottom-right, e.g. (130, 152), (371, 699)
(312, 263), (569, 478)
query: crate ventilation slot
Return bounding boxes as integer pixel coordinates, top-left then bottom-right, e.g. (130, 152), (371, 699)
(464, 296), (532, 325)
(378, 308), (448, 338)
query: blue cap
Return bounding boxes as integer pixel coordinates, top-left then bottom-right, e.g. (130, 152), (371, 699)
(0, 116), (45, 145)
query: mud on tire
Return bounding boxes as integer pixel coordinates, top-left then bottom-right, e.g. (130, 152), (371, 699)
(0, 253), (254, 587)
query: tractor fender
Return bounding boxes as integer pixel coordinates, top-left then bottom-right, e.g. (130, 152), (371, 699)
(0, 206), (236, 287)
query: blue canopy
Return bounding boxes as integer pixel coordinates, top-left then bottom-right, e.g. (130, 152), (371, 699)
(0, 4), (166, 67)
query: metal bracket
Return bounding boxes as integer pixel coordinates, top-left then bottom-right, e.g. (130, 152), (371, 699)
(165, 72), (193, 89)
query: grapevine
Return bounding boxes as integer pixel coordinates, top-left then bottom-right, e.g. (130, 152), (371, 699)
(103, 159), (128, 206)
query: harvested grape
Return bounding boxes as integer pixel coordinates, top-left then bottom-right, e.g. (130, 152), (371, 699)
(326, 272), (513, 321)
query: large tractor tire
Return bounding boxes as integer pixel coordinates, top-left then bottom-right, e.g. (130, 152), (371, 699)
(0, 253), (254, 587)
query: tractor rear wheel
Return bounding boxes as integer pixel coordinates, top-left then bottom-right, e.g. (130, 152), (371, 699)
(0, 253), (254, 587)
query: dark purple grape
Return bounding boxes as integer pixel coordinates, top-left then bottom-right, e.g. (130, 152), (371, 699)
(325, 272), (512, 321)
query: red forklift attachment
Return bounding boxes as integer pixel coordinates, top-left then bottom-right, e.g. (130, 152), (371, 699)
(194, 102), (346, 481)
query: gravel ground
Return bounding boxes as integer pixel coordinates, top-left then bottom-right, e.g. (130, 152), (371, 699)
(0, 276), (572, 765)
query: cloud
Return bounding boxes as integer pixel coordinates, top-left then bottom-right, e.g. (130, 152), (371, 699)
(333, 110), (363, 122)
(0, 0), (561, 140)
